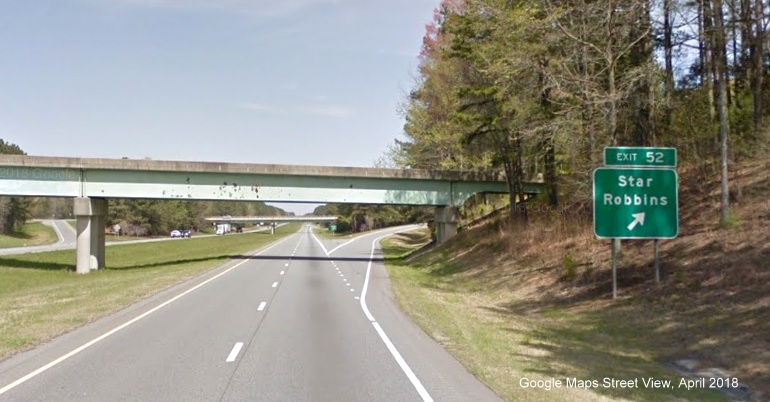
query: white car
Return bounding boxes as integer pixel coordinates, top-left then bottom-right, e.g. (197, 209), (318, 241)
(170, 230), (182, 238)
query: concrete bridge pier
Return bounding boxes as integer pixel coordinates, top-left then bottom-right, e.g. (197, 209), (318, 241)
(435, 206), (459, 244)
(74, 197), (107, 274)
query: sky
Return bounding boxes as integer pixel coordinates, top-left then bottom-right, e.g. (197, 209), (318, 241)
(0, 0), (439, 214)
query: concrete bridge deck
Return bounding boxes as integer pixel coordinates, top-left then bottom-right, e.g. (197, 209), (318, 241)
(0, 155), (547, 273)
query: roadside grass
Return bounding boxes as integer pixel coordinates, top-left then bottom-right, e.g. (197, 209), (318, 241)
(0, 222), (58, 249)
(382, 230), (727, 402)
(0, 223), (300, 361)
(311, 225), (354, 240)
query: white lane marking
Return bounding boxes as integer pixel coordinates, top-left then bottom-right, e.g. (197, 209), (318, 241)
(325, 225), (419, 256)
(0, 232), (298, 396)
(258, 302), (267, 311)
(355, 296), (360, 300)
(272, 282), (278, 288)
(350, 289), (354, 292)
(342, 279), (347, 282)
(359, 229), (433, 402)
(372, 322), (434, 402)
(346, 283), (351, 286)
(284, 263), (289, 267)
(327, 238), (357, 255)
(360, 234), (386, 321)
(226, 342), (244, 362)
(47, 220), (65, 245)
(310, 233), (330, 256)
(280, 271), (285, 275)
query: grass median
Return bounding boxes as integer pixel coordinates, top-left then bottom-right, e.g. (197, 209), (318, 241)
(0, 223), (299, 361)
(381, 229), (727, 402)
(0, 222), (57, 249)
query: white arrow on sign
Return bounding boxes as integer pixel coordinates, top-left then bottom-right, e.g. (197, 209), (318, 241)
(627, 212), (646, 231)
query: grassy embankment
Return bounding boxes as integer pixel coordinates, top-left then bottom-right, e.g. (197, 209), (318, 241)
(0, 222), (57, 249)
(0, 223), (300, 361)
(312, 224), (355, 240)
(382, 157), (770, 401)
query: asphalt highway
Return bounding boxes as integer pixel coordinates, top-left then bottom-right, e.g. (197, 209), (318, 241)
(0, 224), (502, 402)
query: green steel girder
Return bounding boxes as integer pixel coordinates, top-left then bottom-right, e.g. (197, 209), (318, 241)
(0, 156), (547, 206)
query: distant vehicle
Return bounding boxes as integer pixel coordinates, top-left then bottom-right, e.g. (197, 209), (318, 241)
(170, 230), (182, 238)
(216, 223), (231, 235)
(181, 229), (191, 238)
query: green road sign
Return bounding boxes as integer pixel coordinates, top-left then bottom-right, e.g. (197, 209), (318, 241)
(593, 167), (679, 239)
(330, 224), (337, 232)
(604, 147), (677, 167)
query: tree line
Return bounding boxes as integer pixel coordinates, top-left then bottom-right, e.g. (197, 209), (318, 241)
(389, 0), (769, 226)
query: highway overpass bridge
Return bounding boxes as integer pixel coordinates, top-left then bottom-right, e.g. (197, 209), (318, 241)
(205, 216), (339, 234)
(0, 155), (546, 273)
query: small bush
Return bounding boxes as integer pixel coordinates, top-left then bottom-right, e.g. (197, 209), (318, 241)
(562, 254), (577, 281)
(721, 210), (741, 229)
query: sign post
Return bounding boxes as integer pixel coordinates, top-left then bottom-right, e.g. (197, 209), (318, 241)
(594, 147), (679, 298)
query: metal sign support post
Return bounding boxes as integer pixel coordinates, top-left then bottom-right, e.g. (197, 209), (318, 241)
(612, 239), (618, 299)
(654, 239), (660, 283)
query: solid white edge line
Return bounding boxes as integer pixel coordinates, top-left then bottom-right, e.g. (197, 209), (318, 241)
(360, 228), (433, 402)
(48, 220), (65, 245)
(257, 301), (267, 311)
(327, 238), (357, 255)
(310, 232), (330, 256)
(226, 342), (244, 362)
(372, 322), (434, 402)
(0, 232), (297, 396)
(328, 225), (420, 256)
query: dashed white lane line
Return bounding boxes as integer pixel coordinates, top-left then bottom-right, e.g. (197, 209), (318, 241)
(284, 263), (289, 267)
(272, 282), (278, 288)
(346, 283), (351, 286)
(226, 342), (244, 362)
(258, 302), (267, 311)
(0, 233), (298, 397)
(280, 271), (285, 275)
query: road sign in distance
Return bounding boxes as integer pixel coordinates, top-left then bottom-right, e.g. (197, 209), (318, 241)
(593, 167), (678, 239)
(604, 147), (677, 168)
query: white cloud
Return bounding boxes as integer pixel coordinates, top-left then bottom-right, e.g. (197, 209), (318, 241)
(240, 102), (352, 118)
(302, 105), (353, 118)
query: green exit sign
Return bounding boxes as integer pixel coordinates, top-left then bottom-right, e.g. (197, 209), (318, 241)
(604, 147), (677, 167)
(594, 168), (679, 239)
